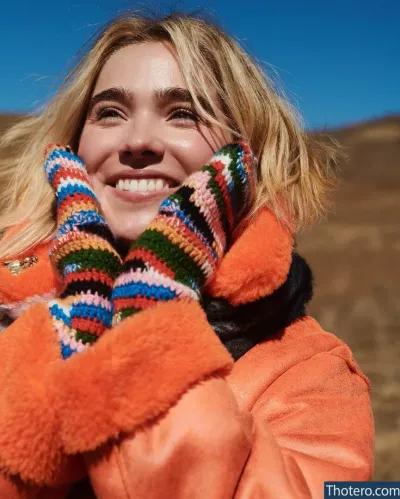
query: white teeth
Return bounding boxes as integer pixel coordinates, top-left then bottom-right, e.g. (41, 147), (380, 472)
(115, 178), (172, 192)
(138, 179), (147, 192)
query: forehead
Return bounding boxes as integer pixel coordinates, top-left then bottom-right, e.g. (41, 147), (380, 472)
(93, 42), (186, 93)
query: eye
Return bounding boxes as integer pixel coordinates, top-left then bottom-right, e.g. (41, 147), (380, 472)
(92, 106), (124, 122)
(169, 108), (199, 122)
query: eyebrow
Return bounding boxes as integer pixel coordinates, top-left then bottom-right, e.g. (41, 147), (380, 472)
(88, 85), (198, 112)
(154, 86), (193, 105)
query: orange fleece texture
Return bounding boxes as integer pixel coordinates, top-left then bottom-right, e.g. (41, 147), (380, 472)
(0, 241), (60, 311)
(206, 208), (293, 304)
(0, 304), (84, 486)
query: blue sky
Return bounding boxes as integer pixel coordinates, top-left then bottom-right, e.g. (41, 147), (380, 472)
(1, 0), (399, 130)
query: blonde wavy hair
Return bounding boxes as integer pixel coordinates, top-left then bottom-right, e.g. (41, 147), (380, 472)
(0, 12), (339, 260)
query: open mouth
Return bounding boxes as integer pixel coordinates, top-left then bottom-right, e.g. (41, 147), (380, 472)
(114, 177), (178, 193)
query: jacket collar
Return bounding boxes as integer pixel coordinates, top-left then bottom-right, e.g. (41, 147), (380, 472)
(206, 207), (294, 305)
(0, 207), (293, 310)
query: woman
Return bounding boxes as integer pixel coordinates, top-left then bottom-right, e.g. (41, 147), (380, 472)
(0, 12), (373, 499)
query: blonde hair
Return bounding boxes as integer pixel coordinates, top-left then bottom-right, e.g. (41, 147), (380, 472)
(0, 12), (339, 260)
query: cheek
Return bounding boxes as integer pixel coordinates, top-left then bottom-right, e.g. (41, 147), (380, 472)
(77, 128), (96, 173)
(77, 127), (110, 175)
(170, 129), (228, 176)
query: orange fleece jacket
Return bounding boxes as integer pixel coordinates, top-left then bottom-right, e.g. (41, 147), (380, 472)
(0, 208), (374, 497)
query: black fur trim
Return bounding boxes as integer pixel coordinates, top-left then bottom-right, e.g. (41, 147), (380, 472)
(202, 251), (314, 361)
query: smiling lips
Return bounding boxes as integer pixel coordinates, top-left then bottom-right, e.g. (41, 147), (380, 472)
(116, 178), (171, 193)
(109, 176), (179, 203)
(106, 168), (180, 202)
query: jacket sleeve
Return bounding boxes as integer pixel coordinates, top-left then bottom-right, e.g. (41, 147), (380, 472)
(0, 304), (86, 489)
(0, 295), (232, 489)
(79, 329), (373, 498)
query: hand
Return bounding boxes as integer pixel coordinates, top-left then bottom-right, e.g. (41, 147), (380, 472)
(112, 142), (257, 324)
(44, 144), (123, 358)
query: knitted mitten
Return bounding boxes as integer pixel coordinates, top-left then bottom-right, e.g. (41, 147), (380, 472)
(44, 145), (123, 359)
(112, 142), (257, 325)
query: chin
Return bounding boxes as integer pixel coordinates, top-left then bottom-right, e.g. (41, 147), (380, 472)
(108, 209), (159, 247)
(112, 224), (146, 244)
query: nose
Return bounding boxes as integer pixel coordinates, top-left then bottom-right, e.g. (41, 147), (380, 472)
(119, 118), (165, 164)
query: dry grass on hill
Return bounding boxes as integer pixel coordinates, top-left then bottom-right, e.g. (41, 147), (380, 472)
(0, 114), (23, 136)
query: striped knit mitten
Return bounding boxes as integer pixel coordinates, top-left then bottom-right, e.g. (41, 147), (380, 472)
(112, 142), (257, 325)
(44, 145), (123, 359)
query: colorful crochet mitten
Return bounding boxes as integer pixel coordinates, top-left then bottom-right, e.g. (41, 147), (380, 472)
(44, 145), (123, 359)
(112, 142), (257, 324)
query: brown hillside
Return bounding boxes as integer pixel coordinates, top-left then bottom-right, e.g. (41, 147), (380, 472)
(327, 115), (400, 186)
(0, 114), (23, 136)
(1, 113), (399, 480)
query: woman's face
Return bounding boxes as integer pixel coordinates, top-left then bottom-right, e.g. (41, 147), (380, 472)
(78, 42), (230, 243)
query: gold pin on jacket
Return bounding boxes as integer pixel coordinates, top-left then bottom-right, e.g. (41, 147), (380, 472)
(3, 256), (39, 275)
